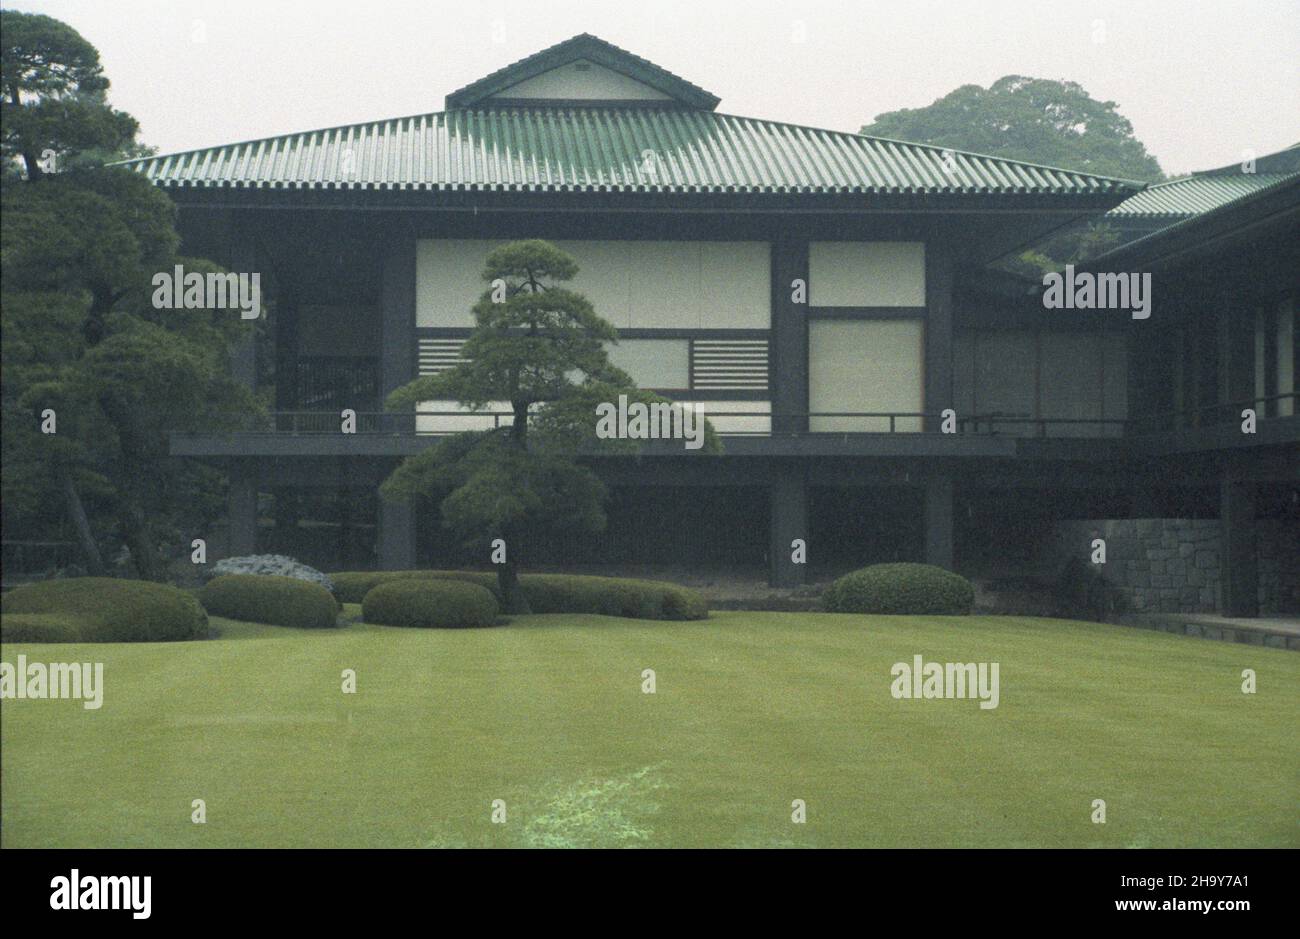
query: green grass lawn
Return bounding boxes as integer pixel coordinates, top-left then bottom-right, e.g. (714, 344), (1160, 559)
(2, 610), (1296, 848)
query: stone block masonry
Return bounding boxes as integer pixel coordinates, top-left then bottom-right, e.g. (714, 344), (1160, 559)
(1043, 518), (1299, 616)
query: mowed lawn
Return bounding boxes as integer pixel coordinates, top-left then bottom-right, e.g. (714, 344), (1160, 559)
(1, 610), (1296, 848)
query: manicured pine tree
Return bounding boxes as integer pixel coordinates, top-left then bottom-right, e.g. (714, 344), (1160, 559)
(382, 240), (718, 613)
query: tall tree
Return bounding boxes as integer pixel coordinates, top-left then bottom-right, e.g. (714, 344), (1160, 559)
(382, 240), (717, 612)
(2, 170), (262, 578)
(1, 10), (138, 180)
(862, 76), (1163, 275)
(1, 12), (260, 579)
(861, 76), (1163, 181)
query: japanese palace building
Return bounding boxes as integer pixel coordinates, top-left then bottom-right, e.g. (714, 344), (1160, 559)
(121, 34), (1300, 614)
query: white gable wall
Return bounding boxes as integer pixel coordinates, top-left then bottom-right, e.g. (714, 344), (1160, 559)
(488, 60), (673, 101)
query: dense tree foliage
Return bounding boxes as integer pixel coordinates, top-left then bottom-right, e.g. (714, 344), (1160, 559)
(861, 75), (1164, 276)
(1, 11), (260, 578)
(861, 75), (1163, 181)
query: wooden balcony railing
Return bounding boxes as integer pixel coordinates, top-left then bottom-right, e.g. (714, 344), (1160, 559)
(239, 392), (1295, 438)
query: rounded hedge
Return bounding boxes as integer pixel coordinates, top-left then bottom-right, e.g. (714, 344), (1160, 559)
(0, 577), (209, 642)
(199, 574), (339, 629)
(330, 570), (496, 604)
(361, 579), (499, 629)
(659, 583), (709, 621)
(522, 574), (709, 621)
(0, 613), (90, 643)
(332, 570), (708, 621)
(823, 563), (974, 615)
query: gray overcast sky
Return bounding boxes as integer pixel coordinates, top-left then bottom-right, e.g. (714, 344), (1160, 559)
(8, 0), (1299, 177)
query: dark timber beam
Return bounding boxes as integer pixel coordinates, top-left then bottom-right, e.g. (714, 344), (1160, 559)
(924, 476), (955, 571)
(924, 239), (955, 431)
(1220, 472), (1259, 617)
(768, 464), (808, 587)
(771, 240), (809, 435)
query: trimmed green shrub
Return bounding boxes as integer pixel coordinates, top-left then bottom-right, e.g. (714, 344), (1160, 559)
(362, 579), (499, 628)
(0, 578), (209, 642)
(823, 563), (974, 615)
(332, 570), (709, 621)
(520, 574), (637, 616)
(660, 584), (710, 621)
(330, 571), (412, 604)
(521, 574), (709, 621)
(0, 613), (90, 643)
(199, 574), (339, 629)
(330, 570), (498, 604)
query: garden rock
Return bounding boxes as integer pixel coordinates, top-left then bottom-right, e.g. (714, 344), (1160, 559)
(201, 554), (334, 593)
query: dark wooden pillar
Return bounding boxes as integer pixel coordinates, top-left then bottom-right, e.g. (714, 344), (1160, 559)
(768, 463), (808, 587)
(377, 226), (418, 570)
(274, 275), (299, 411)
(771, 240), (809, 435)
(1220, 304), (1256, 420)
(1261, 304), (1279, 418)
(229, 214), (258, 390)
(380, 225), (417, 433)
(924, 476), (954, 571)
(228, 465), (258, 557)
(378, 496), (417, 571)
(924, 239), (955, 431)
(1220, 473), (1258, 617)
(336, 485), (353, 565)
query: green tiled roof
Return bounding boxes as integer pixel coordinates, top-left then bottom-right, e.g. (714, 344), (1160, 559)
(117, 108), (1140, 198)
(1091, 171), (1300, 265)
(1107, 172), (1299, 219)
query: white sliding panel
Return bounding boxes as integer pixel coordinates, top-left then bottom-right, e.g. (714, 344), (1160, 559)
(808, 242), (926, 307)
(808, 319), (924, 432)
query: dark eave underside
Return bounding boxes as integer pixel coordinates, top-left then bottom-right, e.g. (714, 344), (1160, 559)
(1088, 174), (1300, 271)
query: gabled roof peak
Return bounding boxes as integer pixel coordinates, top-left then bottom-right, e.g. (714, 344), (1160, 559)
(444, 33), (720, 111)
